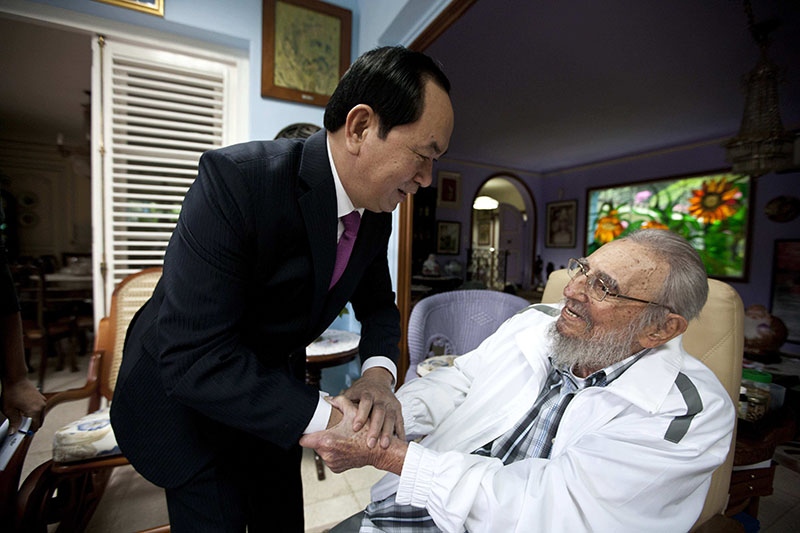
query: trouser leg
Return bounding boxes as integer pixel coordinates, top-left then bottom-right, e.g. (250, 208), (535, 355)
(165, 441), (304, 533)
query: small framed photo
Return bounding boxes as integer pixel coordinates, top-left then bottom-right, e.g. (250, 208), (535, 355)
(94, 0), (164, 16)
(437, 171), (461, 209)
(436, 221), (461, 255)
(546, 200), (577, 248)
(477, 220), (491, 246)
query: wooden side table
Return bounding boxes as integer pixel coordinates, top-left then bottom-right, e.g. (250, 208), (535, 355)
(305, 329), (360, 480)
(726, 407), (796, 517)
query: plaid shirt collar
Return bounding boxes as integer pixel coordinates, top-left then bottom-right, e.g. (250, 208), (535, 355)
(552, 347), (651, 391)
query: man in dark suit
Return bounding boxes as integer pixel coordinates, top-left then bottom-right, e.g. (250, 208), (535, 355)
(110, 46), (454, 532)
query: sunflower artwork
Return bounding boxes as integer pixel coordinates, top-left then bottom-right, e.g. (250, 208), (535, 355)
(586, 172), (751, 279)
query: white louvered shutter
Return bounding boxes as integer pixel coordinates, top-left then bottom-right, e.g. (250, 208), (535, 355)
(93, 37), (245, 317)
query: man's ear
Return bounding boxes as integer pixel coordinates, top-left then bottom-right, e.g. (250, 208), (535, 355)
(638, 313), (688, 349)
(343, 104), (375, 155)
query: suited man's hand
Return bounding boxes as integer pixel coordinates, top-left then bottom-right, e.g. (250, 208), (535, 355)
(300, 396), (407, 474)
(2, 376), (45, 434)
(343, 367), (405, 449)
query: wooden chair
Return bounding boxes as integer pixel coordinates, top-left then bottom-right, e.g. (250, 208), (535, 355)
(10, 261), (74, 390)
(0, 430), (33, 525)
(15, 268), (162, 532)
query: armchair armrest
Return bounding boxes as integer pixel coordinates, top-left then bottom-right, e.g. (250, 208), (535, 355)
(43, 350), (102, 413)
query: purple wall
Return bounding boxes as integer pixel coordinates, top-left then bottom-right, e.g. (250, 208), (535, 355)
(434, 141), (800, 352)
(430, 163), (544, 276)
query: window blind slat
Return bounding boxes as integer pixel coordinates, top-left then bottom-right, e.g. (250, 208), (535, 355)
(111, 74), (222, 98)
(112, 124), (220, 143)
(112, 84), (222, 108)
(113, 94), (223, 116)
(113, 104), (223, 126)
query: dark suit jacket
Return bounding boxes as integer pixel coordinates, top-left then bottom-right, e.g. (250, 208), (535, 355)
(110, 130), (400, 488)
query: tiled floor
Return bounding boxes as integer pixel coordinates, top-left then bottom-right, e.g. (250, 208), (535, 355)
(17, 354), (800, 532)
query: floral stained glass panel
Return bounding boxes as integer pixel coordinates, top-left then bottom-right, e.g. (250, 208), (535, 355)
(586, 172), (751, 280)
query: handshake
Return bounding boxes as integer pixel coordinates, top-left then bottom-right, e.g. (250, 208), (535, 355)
(300, 395), (408, 476)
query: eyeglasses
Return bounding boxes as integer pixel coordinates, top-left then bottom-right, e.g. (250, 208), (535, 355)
(567, 258), (673, 312)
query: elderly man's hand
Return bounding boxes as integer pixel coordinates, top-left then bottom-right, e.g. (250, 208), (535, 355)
(300, 396), (407, 475)
(342, 367), (405, 449)
(2, 376), (46, 434)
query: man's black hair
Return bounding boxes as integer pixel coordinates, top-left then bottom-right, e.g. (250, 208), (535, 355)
(323, 46), (450, 138)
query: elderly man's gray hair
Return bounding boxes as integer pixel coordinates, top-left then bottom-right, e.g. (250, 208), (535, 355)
(622, 229), (708, 324)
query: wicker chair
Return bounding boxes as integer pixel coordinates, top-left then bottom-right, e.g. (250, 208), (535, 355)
(16, 268), (162, 532)
(405, 289), (530, 383)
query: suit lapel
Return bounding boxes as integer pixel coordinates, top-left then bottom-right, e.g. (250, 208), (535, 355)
(298, 130), (337, 327)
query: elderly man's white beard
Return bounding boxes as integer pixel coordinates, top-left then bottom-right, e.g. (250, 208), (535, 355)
(547, 311), (645, 374)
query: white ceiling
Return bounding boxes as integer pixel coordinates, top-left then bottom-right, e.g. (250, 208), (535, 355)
(1, 2), (798, 175)
(427, 0), (800, 174)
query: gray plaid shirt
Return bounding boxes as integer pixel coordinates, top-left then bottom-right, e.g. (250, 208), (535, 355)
(360, 350), (648, 533)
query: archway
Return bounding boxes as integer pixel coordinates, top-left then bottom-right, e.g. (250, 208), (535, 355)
(468, 174), (537, 296)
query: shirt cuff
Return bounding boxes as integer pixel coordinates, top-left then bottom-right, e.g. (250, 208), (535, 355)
(361, 356), (397, 389)
(396, 441), (438, 507)
(303, 392), (332, 434)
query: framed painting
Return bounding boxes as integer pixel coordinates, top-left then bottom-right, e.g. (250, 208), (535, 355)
(94, 0), (163, 16)
(436, 221), (461, 255)
(437, 171), (461, 209)
(771, 240), (800, 345)
(261, 0), (352, 107)
(585, 170), (752, 281)
(477, 220), (491, 246)
(545, 200), (577, 248)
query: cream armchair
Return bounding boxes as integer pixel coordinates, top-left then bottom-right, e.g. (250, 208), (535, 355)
(542, 269), (744, 531)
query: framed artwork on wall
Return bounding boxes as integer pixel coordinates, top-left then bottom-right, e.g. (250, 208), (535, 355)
(545, 200), (577, 248)
(261, 0), (352, 107)
(437, 171), (461, 209)
(771, 240), (800, 345)
(477, 220), (491, 246)
(436, 221), (461, 255)
(585, 170), (752, 281)
(94, 0), (164, 16)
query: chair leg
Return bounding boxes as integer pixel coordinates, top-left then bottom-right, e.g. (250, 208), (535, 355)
(37, 344), (47, 392)
(315, 451), (327, 480)
(17, 460), (114, 533)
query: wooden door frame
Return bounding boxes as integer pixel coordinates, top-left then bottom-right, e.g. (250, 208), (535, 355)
(396, 0), (477, 386)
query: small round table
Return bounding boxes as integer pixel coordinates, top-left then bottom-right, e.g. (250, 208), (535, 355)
(305, 329), (360, 479)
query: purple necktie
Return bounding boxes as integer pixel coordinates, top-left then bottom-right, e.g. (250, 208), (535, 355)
(329, 211), (361, 289)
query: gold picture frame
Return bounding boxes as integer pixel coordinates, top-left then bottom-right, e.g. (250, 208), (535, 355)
(436, 221), (461, 255)
(261, 0), (352, 107)
(94, 0), (164, 17)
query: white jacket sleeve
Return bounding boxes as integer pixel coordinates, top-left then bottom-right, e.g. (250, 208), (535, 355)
(396, 366), (471, 437)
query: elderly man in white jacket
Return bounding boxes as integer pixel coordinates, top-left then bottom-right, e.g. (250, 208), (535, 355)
(302, 229), (735, 533)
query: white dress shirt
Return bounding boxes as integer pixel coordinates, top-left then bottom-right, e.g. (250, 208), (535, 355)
(302, 135), (398, 434)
